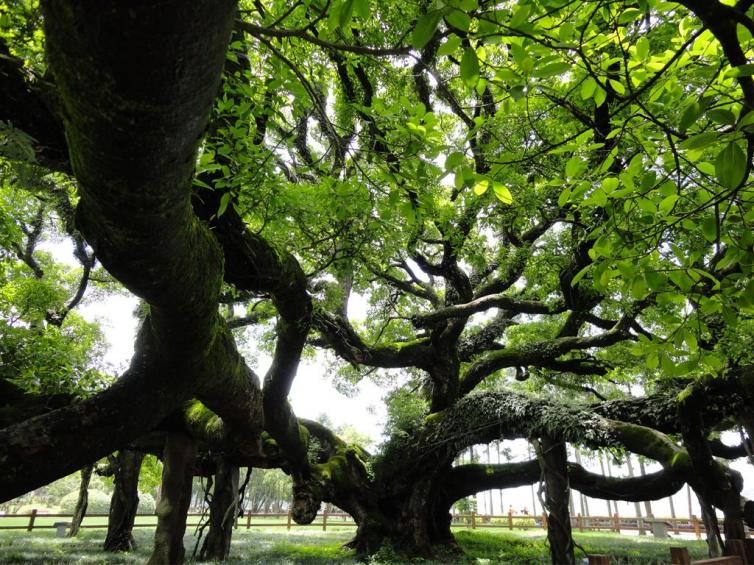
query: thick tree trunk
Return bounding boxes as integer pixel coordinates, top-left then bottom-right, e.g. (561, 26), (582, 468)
(104, 450), (145, 552)
(345, 493), (456, 559)
(68, 465), (93, 537)
(149, 432), (196, 565)
(699, 494), (722, 558)
(199, 457), (239, 562)
(535, 437), (575, 565)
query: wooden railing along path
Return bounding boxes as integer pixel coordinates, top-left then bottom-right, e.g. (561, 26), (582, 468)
(0, 509), (751, 539)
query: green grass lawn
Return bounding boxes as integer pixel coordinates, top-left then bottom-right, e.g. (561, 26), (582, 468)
(0, 526), (711, 563)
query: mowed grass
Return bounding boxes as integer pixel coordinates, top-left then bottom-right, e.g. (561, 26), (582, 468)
(0, 525), (711, 563)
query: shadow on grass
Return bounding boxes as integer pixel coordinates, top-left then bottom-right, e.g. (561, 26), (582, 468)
(0, 527), (710, 563)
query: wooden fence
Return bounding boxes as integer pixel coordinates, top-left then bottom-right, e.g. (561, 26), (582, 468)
(451, 510), (753, 540)
(0, 510), (356, 532)
(0, 509), (751, 539)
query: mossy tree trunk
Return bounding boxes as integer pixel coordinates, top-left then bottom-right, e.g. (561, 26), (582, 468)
(104, 450), (145, 552)
(534, 437), (575, 565)
(199, 457), (239, 562)
(68, 464), (93, 537)
(149, 432), (196, 565)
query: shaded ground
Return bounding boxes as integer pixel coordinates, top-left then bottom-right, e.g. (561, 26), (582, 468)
(0, 527), (710, 563)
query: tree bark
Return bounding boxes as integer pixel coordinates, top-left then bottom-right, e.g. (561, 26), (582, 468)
(699, 494), (723, 558)
(68, 464), (93, 537)
(534, 437), (575, 565)
(199, 457), (239, 562)
(104, 450), (145, 552)
(0, 0), (266, 504)
(149, 432), (196, 565)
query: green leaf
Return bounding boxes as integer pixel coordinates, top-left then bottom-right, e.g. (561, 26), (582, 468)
(619, 8), (642, 24)
(708, 108), (736, 126)
(492, 182), (513, 204)
(445, 9), (471, 32)
(460, 47), (480, 88)
(700, 216), (718, 242)
(558, 188), (571, 207)
(565, 156), (585, 178)
(635, 37), (650, 60)
(609, 79), (625, 95)
(354, 0), (370, 19)
(437, 35), (462, 57)
(473, 179), (489, 195)
(679, 132), (717, 151)
(412, 10), (443, 49)
(531, 61), (571, 78)
(728, 63), (754, 77)
(510, 4), (530, 28)
(570, 264), (591, 286)
(679, 102), (700, 132)
(445, 151), (464, 170)
(659, 194), (679, 215)
(715, 141), (747, 189)
(646, 351), (659, 370)
(339, 0), (356, 29)
(218, 192), (231, 217)
(738, 110), (754, 130)
(594, 85), (607, 107)
(602, 177), (619, 193)
(581, 77), (597, 100)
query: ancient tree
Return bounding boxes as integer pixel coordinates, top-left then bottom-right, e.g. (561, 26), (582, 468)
(1, 0), (754, 562)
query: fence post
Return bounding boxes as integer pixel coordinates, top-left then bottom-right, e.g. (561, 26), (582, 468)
(27, 509), (37, 532)
(612, 512), (620, 533)
(508, 509), (513, 530)
(287, 509), (292, 531)
(692, 515), (701, 540)
(542, 512), (548, 530)
(471, 511), (476, 529)
(322, 509), (328, 531)
(670, 546), (691, 565)
(246, 511), (251, 529)
(577, 513), (583, 532)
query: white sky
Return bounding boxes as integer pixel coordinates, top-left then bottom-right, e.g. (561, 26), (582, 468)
(45, 239), (754, 520)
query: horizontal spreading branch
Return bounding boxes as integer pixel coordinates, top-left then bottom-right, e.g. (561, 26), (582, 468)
(460, 327), (628, 394)
(313, 309), (432, 368)
(440, 460), (684, 505)
(412, 294), (565, 328)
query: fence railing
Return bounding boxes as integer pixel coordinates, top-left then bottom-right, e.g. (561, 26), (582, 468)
(450, 511), (754, 540)
(0, 509), (357, 532)
(0, 510), (751, 539)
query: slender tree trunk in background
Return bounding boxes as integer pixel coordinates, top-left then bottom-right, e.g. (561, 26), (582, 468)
(199, 458), (239, 562)
(486, 444), (493, 515)
(68, 464), (93, 537)
(638, 459), (653, 518)
(573, 449), (589, 519)
(149, 432), (196, 565)
(527, 443), (538, 515)
(687, 484), (693, 518)
(625, 455), (645, 534)
(496, 442), (504, 514)
(104, 449), (145, 552)
(535, 437), (575, 565)
(598, 453), (612, 517)
(669, 492), (677, 523)
(604, 456), (620, 517)
(698, 494), (722, 558)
